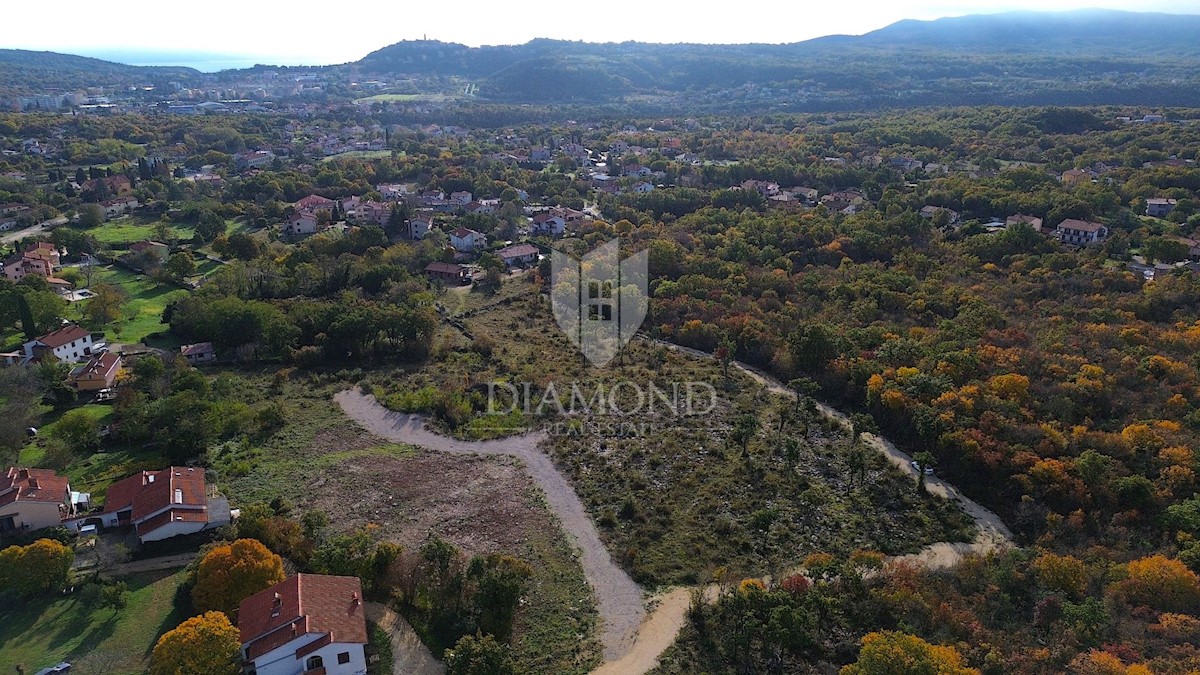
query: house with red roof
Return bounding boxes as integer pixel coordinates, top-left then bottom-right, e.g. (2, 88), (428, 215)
(1, 467), (73, 535)
(238, 574), (368, 675)
(1056, 219), (1109, 246)
(425, 261), (469, 284)
(449, 227), (487, 253)
(72, 466), (229, 542)
(497, 243), (540, 267)
(22, 323), (95, 363)
(294, 195), (335, 212)
(69, 351), (122, 391)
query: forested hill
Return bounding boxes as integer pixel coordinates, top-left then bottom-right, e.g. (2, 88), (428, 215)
(355, 10), (1200, 109)
(0, 50), (201, 96)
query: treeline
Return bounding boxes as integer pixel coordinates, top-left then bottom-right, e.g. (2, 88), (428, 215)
(165, 227), (441, 364)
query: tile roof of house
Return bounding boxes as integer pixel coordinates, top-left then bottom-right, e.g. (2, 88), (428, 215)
(239, 575), (368, 660)
(1058, 219), (1107, 233)
(180, 342), (214, 357)
(135, 507), (208, 536)
(31, 324), (89, 349)
(71, 352), (120, 381)
(451, 228), (482, 239)
(100, 466), (206, 521)
(1, 467), (69, 506)
(425, 262), (465, 275)
(497, 243), (540, 259)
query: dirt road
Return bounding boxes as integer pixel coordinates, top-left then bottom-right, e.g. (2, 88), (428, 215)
(335, 389), (646, 663)
(338, 340), (1013, 675)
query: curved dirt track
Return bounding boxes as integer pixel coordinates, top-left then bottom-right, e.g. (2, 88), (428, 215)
(338, 339), (1013, 675)
(335, 389), (645, 663)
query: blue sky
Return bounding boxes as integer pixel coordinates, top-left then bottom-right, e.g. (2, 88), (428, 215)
(4, 0), (1198, 68)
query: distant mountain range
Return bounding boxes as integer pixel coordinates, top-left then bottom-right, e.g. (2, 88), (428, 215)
(3, 9), (1200, 110)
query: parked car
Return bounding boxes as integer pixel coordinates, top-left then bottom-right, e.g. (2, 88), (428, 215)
(910, 460), (934, 475)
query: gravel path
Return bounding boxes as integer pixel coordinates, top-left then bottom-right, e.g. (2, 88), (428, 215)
(338, 338), (1014, 675)
(335, 389), (646, 663)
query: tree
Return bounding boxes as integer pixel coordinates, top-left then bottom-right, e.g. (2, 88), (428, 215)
(731, 414), (760, 457)
(716, 338), (735, 380)
(848, 444), (868, 487)
(469, 555), (533, 642)
(841, 631), (979, 675)
(16, 292), (37, 339)
(788, 377), (819, 410)
(1032, 552), (1089, 599)
(477, 252), (506, 293)
(52, 408), (100, 453)
(191, 538), (286, 617)
(0, 366), (40, 453)
(0, 538), (74, 597)
(1110, 555), (1200, 613)
(445, 632), (515, 675)
(148, 611), (241, 675)
(78, 203), (104, 228)
(164, 253), (197, 283)
(85, 282), (127, 326)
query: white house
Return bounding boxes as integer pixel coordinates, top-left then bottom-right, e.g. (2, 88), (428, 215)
(101, 197), (139, 219)
(531, 214), (566, 236)
(449, 190), (473, 206)
(408, 218), (432, 240)
(284, 211), (319, 236)
(450, 227), (487, 252)
(22, 324), (94, 363)
(0, 467), (73, 535)
(239, 575), (369, 675)
(631, 181), (655, 194)
(1056, 219), (1109, 246)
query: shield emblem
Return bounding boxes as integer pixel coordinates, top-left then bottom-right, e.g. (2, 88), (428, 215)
(551, 239), (648, 367)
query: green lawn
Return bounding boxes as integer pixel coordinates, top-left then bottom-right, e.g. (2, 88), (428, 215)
(320, 150), (394, 162)
(85, 219), (193, 247)
(17, 402), (167, 505)
(0, 570), (188, 674)
(72, 266), (187, 344)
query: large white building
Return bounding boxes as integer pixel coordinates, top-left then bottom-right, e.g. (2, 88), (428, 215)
(22, 324), (94, 363)
(239, 574), (369, 675)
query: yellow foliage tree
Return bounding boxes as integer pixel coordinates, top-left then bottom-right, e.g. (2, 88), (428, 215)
(1066, 650), (1152, 675)
(0, 538), (73, 597)
(1031, 552), (1089, 599)
(149, 611), (241, 675)
(987, 373), (1030, 400)
(191, 538), (285, 618)
(1110, 555), (1200, 613)
(841, 631), (979, 675)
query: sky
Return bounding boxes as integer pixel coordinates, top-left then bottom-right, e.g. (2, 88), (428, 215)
(3, 0), (1199, 69)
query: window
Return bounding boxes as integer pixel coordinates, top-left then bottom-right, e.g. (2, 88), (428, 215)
(587, 280), (613, 322)
(337, 652), (351, 664)
(305, 655), (323, 671)
(174, 488), (183, 503)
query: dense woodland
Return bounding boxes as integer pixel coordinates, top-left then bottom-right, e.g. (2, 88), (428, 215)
(3, 102), (1200, 673)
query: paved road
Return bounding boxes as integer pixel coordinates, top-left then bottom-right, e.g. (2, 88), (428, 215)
(365, 602), (445, 675)
(336, 389), (646, 663)
(0, 216), (67, 245)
